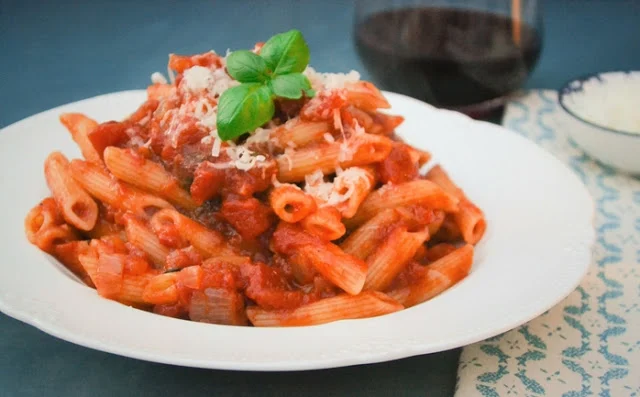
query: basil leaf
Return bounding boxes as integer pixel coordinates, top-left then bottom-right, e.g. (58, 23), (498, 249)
(269, 73), (313, 99)
(226, 50), (270, 83)
(216, 83), (275, 141)
(260, 29), (310, 75)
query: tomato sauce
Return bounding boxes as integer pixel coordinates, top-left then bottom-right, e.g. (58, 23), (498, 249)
(378, 144), (419, 184)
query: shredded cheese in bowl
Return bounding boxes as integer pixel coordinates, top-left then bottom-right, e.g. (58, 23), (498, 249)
(561, 71), (640, 135)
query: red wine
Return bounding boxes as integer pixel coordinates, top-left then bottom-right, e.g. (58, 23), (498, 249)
(355, 7), (542, 111)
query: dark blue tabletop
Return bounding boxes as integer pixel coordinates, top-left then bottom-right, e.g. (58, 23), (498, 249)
(1, 1), (639, 396)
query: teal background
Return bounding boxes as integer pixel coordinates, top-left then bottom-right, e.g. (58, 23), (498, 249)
(1, 0), (638, 395)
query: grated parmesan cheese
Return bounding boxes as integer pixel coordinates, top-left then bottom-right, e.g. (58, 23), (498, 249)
(181, 65), (239, 97)
(201, 135), (213, 145)
(208, 68), (239, 97)
(182, 66), (213, 92)
(304, 170), (333, 202)
(352, 120), (366, 136)
(246, 127), (272, 145)
(303, 66), (361, 91)
(151, 72), (168, 85)
(128, 136), (146, 147)
(336, 121), (365, 162)
(337, 167), (371, 190)
(211, 146), (267, 171)
(164, 105), (191, 148)
(200, 111), (218, 130)
(337, 140), (354, 162)
(323, 133), (335, 143)
(333, 108), (344, 133)
(272, 176), (301, 190)
(211, 136), (222, 157)
(304, 167), (370, 207)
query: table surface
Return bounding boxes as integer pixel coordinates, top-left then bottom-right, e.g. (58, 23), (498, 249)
(1, 0), (639, 396)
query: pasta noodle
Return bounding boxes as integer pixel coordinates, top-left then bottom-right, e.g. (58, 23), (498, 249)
(269, 184), (317, 223)
(425, 165), (487, 244)
(59, 113), (102, 164)
(388, 244), (474, 307)
(271, 119), (330, 148)
(246, 291), (403, 327)
(340, 209), (400, 260)
(69, 159), (174, 219)
(300, 206), (346, 240)
(103, 147), (198, 210)
(276, 133), (393, 182)
(44, 152), (98, 231)
(346, 180), (459, 228)
(364, 226), (429, 291)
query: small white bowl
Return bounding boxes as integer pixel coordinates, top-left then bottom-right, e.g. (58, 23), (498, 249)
(558, 71), (640, 174)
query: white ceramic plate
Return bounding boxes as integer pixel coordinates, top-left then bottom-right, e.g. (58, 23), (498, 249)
(0, 90), (594, 371)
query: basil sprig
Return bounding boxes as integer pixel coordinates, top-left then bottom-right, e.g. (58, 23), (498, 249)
(217, 30), (315, 141)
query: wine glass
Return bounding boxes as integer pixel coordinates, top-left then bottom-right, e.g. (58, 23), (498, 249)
(353, 0), (543, 118)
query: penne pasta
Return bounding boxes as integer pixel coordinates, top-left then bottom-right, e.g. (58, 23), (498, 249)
(425, 165), (486, 244)
(189, 288), (248, 325)
(246, 291), (403, 327)
(271, 119), (330, 148)
(53, 240), (93, 286)
(103, 147), (198, 210)
(364, 226), (429, 291)
(93, 252), (125, 298)
(79, 248), (154, 304)
(433, 215), (462, 242)
(44, 152), (99, 231)
(150, 209), (237, 259)
(24, 198), (78, 252)
(344, 81), (390, 111)
(405, 145), (432, 167)
(123, 215), (171, 266)
(346, 180), (459, 228)
(367, 111), (405, 136)
(340, 209), (400, 260)
(426, 210), (446, 237)
(127, 98), (160, 125)
(300, 206), (345, 241)
(388, 244), (473, 307)
(70, 159), (174, 219)
(147, 83), (174, 101)
(273, 222), (367, 295)
(333, 166), (376, 218)
(143, 273), (179, 305)
(120, 273), (155, 305)
(69, 159), (121, 204)
(296, 243), (367, 295)
(269, 184), (317, 223)
(78, 252), (99, 285)
(344, 106), (375, 132)
(59, 113), (101, 164)
(276, 133), (393, 182)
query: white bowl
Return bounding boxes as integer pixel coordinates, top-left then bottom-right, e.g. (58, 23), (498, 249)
(558, 71), (640, 174)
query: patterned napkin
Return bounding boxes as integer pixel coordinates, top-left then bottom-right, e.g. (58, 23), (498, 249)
(455, 90), (640, 397)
